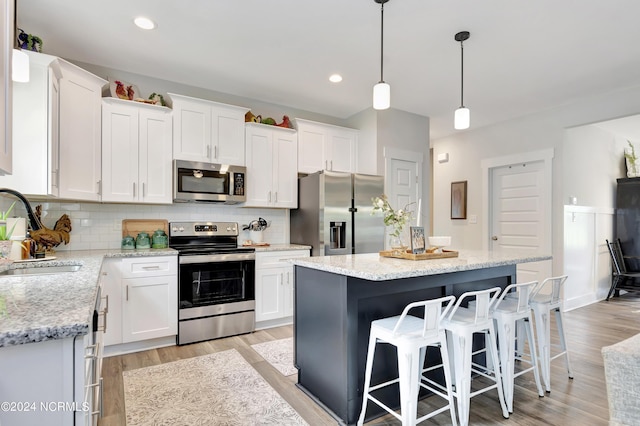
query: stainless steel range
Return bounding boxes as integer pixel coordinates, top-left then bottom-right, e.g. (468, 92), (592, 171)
(169, 221), (255, 345)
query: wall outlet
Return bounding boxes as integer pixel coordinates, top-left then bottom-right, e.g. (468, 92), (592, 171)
(469, 214), (477, 224)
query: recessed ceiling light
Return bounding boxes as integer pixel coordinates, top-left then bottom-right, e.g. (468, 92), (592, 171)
(329, 74), (343, 83)
(134, 16), (156, 30)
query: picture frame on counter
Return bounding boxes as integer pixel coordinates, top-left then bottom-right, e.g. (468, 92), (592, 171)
(410, 226), (426, 254)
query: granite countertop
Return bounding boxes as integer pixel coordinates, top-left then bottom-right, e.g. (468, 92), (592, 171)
(0, 248), (177, 348)
(253, 244), (311, 252)
(289, 249), (552, 281)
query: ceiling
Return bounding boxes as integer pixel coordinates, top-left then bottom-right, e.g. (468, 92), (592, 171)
(17, 0), (640, 140)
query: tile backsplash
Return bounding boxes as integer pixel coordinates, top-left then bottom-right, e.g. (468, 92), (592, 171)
(0, 198), (289, 251)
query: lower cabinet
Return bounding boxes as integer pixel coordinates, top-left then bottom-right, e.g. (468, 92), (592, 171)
(102, 255), (178, 355)
(255, 250), (310, 327)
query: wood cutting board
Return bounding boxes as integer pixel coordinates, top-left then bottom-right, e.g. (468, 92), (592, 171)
(122, 219), (169, 239)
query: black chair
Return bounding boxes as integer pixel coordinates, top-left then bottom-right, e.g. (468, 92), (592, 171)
(605, 239), (640, 300)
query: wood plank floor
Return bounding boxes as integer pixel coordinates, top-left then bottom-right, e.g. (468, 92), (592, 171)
(98, 293), (640, 425)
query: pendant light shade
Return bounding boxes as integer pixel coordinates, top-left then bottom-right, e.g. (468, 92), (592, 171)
(12, 49), (29, 82)
(454, 107), (469, 130)
(373, 82), (390, 110)
(373, 0), (390, 110)
(454, 31), (470, 130)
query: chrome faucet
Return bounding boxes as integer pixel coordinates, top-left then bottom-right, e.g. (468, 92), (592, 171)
(0, 188), (42, 231)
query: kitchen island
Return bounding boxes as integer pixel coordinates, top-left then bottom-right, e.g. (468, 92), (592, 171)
(290, 250), (551, 425)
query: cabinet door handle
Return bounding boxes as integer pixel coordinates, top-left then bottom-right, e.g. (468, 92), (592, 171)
(214, 146), (218, 159)
(97, 180), (102, 196)
(126, 285), (129, 301)
(103, 294), (109, 313)
(330, 160), (333, 170)
(275, 192), (278, 203)
(142, 182), (146, 197)
(206, 145), (210, 158)
(133, 182), (136, 197)
(268, 191), (271, 202)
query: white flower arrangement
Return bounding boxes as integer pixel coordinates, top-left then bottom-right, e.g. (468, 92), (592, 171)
(372, 195), (414, 237)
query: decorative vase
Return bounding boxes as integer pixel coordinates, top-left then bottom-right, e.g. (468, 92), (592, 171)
(626, 148), (640, 178)
(389, 234), (407, 256)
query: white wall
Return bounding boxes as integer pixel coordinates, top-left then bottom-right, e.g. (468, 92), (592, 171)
(431, 84), (640, 275)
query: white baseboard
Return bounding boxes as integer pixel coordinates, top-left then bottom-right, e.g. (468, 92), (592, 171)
(103, 335), (176, 357)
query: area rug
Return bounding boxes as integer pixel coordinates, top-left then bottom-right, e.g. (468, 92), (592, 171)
(251, 337), (297, 376)
(123, 348), (307, 426)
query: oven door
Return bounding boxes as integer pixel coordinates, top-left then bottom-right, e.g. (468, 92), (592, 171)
(173, 160), (246, 204)
(178, 252), (255, 319)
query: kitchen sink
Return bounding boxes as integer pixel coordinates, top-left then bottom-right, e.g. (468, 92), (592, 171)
(0, 264), (82, 276)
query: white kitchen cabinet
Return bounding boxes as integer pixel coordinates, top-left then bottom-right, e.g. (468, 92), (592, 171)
(255, 249), (309, 327)
(296, 118), (358, 174)
(0, 51), (59, 195)
(102, 255), (178, 354)
(245, 123), (298, 208)
(170, 92), (248, 165)
(57, 60), (106, 201)
(3, 52), (106, 199)
(0, 272), (106, 426)
(0, 0), (13, 175)
(102, 98), (172, 204)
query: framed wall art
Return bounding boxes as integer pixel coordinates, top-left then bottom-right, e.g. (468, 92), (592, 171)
(410, 226), (426, 254)
(451, 181), (467, 220)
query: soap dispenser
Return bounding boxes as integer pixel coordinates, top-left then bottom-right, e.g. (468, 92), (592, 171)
(22, 231), (36, 260)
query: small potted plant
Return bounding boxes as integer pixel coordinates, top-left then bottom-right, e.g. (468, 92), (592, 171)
(625, 141), (640, 178)
(17, 29), (43, 52)
(0, 202), (17, 258)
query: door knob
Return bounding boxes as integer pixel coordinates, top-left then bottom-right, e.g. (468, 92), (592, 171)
(492, 236), (498, 241)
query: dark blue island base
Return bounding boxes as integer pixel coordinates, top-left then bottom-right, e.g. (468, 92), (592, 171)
(293, 263), (515, 425)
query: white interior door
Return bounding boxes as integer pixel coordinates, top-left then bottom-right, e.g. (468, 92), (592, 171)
(386, 153), (420, 248)
(490, 160), (551, 283)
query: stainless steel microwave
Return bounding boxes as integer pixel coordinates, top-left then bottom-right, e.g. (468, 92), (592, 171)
(173, 160), (246, 204)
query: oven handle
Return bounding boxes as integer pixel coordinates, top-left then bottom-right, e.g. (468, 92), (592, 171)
(179, 253), (256, 264)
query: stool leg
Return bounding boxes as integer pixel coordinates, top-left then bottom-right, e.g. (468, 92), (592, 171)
(495, 317), (515, 413)
(533, 306), (551, 392)
(451, 331), (472, 426)
(488, 323), (510, 419)
(438, 333), (458, 426)
(357, 334), (378, 426)
(397, 346), (419, 426)
(554, 308), (574, 379)
(524, 316), (544, 397)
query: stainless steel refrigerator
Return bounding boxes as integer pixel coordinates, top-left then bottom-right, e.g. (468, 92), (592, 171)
(291, 170), (385, 256)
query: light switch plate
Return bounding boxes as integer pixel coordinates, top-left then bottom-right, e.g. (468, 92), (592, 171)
(469, 214), (477, 224)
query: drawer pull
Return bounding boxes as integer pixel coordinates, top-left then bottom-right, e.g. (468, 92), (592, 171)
(142, 265), (161, 270)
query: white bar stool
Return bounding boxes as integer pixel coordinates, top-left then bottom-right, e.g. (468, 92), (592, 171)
(492, 281), (545, 412)
(441, 287), (509, 426)
(357, 296), (458, 426)
(529, 275), (573, 392)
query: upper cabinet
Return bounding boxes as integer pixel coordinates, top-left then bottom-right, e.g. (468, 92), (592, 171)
(245, 123), (297, 208)
(296, 118), (358, 174)
(2, 52), (105, 200)
(0, 0), (14, 175)
(169, 93), (248, 166)
(102, 98), (173, 204)
(0, 51), (57, 195)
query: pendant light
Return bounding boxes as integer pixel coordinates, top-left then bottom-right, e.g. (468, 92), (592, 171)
(12, 1), (29, 82)
(373, 0), (390, 110)
(454, 31), (470, 130)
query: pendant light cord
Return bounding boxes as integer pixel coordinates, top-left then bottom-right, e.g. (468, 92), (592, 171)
(380, 2), (385, 83)
(460, 40), (464, 108)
